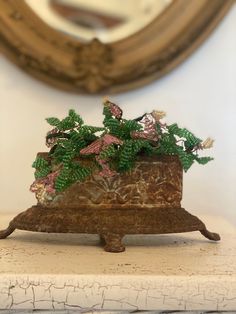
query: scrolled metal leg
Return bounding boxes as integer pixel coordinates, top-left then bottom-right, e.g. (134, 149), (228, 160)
(0, 224), (15, 239)
(200, 228), (220, 241)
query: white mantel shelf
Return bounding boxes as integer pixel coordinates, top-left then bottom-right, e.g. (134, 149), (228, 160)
(0, 214), (235, 311)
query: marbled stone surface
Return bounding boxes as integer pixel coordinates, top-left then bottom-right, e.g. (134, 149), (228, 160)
(0, 215), (235, 311)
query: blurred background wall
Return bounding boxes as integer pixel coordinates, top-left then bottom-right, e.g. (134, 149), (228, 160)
(0, 4), (235, 224)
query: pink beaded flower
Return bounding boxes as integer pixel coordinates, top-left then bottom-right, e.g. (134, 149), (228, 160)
(131, 113), (159, 141)
(80, 134), (123, 155)
(104, 98), (123, 119)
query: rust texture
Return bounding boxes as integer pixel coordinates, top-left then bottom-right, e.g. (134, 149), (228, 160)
(0, 155), (220, 252)
(48, 155), (183, 209)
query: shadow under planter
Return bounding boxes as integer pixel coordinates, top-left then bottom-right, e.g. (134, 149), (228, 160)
(0, 155), (220, 252)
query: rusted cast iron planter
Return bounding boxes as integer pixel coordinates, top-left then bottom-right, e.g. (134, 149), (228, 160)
(0, 155), (220, 252)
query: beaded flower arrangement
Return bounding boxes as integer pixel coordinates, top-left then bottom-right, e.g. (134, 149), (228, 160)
(30, 99), (213, 202)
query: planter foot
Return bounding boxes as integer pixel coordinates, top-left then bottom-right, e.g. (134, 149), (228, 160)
(99, 234), (106, 245)
(0, 224), (15, 239)
(103, 234), (125, 253)
(200, 228), (221, 241)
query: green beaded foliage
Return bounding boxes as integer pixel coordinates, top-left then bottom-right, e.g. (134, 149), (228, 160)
(32, 156), (51, 179)
(32, 102), (213, 193)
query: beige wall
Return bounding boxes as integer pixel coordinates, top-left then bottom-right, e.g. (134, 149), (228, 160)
(0, 5), (235, 224)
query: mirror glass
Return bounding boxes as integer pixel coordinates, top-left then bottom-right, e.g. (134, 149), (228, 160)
(25, 0), (172, 43)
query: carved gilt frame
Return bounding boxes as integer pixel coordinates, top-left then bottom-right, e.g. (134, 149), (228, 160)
(0, 0), (234, 94)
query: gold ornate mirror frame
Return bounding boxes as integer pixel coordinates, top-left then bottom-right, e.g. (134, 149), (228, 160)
(0, 0), (233, 94)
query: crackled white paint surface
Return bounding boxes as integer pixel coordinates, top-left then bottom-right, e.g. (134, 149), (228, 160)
(0, 215), (236, 311)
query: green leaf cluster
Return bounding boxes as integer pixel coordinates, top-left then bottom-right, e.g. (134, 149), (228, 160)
(32, 156), (51, 179)
(118, 139), (154, 172)
(46, 109), (83, 130)
(168, 123), (202, 150)
(157, 122), (213, 171)
(55, 162), (91, 192)
(33, 110), (106, 191)
(103, 108), (142, 139)
(32, 106), (214, 194)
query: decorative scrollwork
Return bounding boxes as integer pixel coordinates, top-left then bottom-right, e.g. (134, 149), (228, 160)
(49, 158), (182, 209)
(73, 39), (114, 93)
